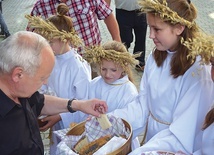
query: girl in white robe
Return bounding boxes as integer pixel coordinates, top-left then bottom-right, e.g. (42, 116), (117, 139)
(193, 58), (214, 155)
(109, 0), (214, 154)
(84, 40), (140, 149)
(27, 4), (91, 155)
(199, 108), (214, 155)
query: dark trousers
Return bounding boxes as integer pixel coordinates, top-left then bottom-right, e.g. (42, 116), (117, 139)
(0, 2), (2, 13)
(116, 9), (147, 65)
(0, 1), (10, 36)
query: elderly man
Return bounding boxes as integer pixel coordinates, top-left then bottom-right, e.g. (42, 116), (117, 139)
(0, 31), (107, 155)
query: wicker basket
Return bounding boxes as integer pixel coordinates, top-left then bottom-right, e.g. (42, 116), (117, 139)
(66, 119), (133, 155)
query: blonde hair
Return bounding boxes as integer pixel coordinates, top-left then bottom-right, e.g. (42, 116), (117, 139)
(25, 3), (83, 48)
(139, 0), (196, 28)
(138, 0), (214, 77)
(83, 41), (138, 83)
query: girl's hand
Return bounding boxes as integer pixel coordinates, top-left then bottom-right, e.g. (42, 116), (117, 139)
(39, 114), (61, 132)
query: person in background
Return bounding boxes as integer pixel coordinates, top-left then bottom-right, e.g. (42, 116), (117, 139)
(105, 0), (147, 71)
(199, 90), (214, 154)
(26, 3), (92, 154)
(0, 0), (10, 38)
(109, 0), (214, 154)
(175, 35), (214, 155)
(28, 0), (121, 54)
(194, 61), (214, 154)
(183, 35), (214, 155)
(0, 31), (107, 155)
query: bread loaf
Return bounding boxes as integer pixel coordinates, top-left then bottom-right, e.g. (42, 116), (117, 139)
(73, 136), (89, 153)
(77, 135), (112, 155)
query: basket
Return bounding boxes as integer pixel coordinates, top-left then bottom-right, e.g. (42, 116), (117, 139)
(66, 119), (133, 155)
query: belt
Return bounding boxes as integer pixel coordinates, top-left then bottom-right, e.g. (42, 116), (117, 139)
(140, 111), (171, 146)
(150, 112), (171, 125)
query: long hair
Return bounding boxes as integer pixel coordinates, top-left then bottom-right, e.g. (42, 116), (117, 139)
(152, 0), (199, 78)
(203, 108), (214, 130)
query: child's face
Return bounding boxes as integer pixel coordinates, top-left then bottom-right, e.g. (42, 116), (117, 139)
(49, 39), (63, 55)
(147, 13), (184, 51)
(100, 59), (124, 84)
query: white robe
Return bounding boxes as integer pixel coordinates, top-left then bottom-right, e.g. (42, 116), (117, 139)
(59, 75), (140, 149)
(40, 49), (92, 127)
(110, 51), (214, 154)
(40, 49), (91, 155)
(193, 106), (214, 155)
(89, 75), (138, 112)
(200, 123), (214, 154)
(47, 49), (91, 100)
(56, 75), (140, 151)
(89, 75), (140, 149)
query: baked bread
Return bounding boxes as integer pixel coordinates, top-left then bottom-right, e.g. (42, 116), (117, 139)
(77, 135), (112, 155)
(73, 136), (89, 153)
(96, 114), (112, 130)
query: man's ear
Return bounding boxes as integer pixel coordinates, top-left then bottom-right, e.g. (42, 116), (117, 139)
(175, 24), (185, 35)
(12, 67), (24, 82)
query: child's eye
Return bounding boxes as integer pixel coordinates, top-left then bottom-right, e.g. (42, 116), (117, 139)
(154, 28), (160, 32)
(101, 68), (106, 71)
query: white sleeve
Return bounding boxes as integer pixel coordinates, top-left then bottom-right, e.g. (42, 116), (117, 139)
(130, 77), (214, 154)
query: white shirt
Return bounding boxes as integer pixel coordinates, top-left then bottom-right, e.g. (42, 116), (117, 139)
(111, 51), (214, 154)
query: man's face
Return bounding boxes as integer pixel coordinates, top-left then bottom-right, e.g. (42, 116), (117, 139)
(13, 46), (55, 98)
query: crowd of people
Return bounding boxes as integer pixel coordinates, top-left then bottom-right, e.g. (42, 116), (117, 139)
(0, 0), (213, 155)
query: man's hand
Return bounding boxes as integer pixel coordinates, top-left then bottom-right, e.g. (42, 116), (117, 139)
(72, 99), (108, 117)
